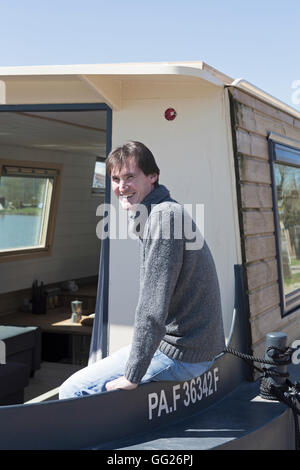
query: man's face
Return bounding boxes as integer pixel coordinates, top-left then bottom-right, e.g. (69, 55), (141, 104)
(111, 157), (158, 211)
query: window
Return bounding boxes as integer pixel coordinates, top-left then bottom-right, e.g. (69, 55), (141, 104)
(0, 161), (61, 260)
(92, 156), (106, 194)
(269, 134), (300, 314)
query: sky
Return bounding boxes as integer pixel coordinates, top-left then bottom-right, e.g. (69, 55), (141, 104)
(0, 0), (300, 109)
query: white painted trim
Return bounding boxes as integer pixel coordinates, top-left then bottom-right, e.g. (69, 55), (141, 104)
(231, 78), (300, 121)
(0, 340), (6, 364)
(0, 63), (223, 87)
(24, 387), (59, 404)
(0, 81), (6, 104)
(268, 132), (300, 151)
(79, 75), (122, 110)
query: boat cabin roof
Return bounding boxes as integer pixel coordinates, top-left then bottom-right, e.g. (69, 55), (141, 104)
(0, 61), (299, 120)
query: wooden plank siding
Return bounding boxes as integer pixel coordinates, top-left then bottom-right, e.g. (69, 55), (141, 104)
(229, 87), (300, 357)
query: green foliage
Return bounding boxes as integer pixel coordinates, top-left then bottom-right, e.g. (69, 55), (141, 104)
(0, 176), (47, 212)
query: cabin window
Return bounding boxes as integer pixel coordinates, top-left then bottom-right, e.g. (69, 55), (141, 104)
(92, 156), (106, 194)
(0, 162), (61, 260)
(270, 136), (300, 315)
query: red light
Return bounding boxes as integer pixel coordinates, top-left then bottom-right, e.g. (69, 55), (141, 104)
(164, 108), (177, 121)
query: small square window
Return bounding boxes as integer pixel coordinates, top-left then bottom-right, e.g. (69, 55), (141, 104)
(92, 157), (106, 194)
(0, 162), (61, 260)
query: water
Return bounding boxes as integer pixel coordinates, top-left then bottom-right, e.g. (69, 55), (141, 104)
(0, 214), (43, 250)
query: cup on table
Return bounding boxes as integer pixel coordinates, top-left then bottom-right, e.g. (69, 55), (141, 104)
(71, 300), (83, 322)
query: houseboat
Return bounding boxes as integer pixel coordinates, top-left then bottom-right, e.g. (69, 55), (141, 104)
(0, 61), (299, 450)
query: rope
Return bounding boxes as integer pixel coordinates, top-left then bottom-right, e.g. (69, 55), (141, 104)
(268, 383), (300, 451)
(224, 345), (294, 366)
(224, 345), (300, 450)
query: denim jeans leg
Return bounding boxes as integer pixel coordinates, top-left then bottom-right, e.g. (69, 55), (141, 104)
(59, 345), (131, 399)
(59, 346), (215, 399)
(140, 350), (214, 384)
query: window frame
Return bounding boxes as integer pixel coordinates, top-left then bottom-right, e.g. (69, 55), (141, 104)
(0, 159), (62, 262)
(269, 134), (300, 316)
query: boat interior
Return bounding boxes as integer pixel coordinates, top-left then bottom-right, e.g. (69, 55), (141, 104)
(0, 106), (110, 404)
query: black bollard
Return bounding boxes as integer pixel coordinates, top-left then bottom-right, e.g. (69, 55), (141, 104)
(260, 332), (289, 400)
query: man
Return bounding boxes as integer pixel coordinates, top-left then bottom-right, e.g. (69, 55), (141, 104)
(59, 141), (225, 399)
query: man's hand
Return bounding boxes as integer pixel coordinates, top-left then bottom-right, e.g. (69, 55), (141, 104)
(105, 376), (138, 391)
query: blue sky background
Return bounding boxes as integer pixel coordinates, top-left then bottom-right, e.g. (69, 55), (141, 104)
(0, 0), (300, 108)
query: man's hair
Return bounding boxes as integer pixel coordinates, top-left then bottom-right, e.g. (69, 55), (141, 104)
(106, 141), (160, 187)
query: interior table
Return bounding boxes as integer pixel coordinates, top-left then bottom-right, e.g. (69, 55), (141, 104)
(0, 308), (93, 365)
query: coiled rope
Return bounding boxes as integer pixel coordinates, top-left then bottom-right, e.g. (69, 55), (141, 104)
(224, 345), (300, 450)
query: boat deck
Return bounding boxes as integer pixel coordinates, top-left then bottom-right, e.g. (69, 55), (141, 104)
(24, 361), (83, 403)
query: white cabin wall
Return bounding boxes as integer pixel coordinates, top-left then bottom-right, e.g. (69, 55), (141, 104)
(0, 144), (103, 294)
(108, 84), (241, 353)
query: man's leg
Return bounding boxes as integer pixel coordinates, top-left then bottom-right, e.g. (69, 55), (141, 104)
(59, 345), (131, 399)
(140, 350), (213, 383)
(59, 346), (214, 399)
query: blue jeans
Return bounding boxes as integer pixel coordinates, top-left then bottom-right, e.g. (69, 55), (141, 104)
(59, 345), (213, 399)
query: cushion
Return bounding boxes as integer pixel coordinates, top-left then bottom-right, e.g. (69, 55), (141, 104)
(0, 326), (41, 376)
